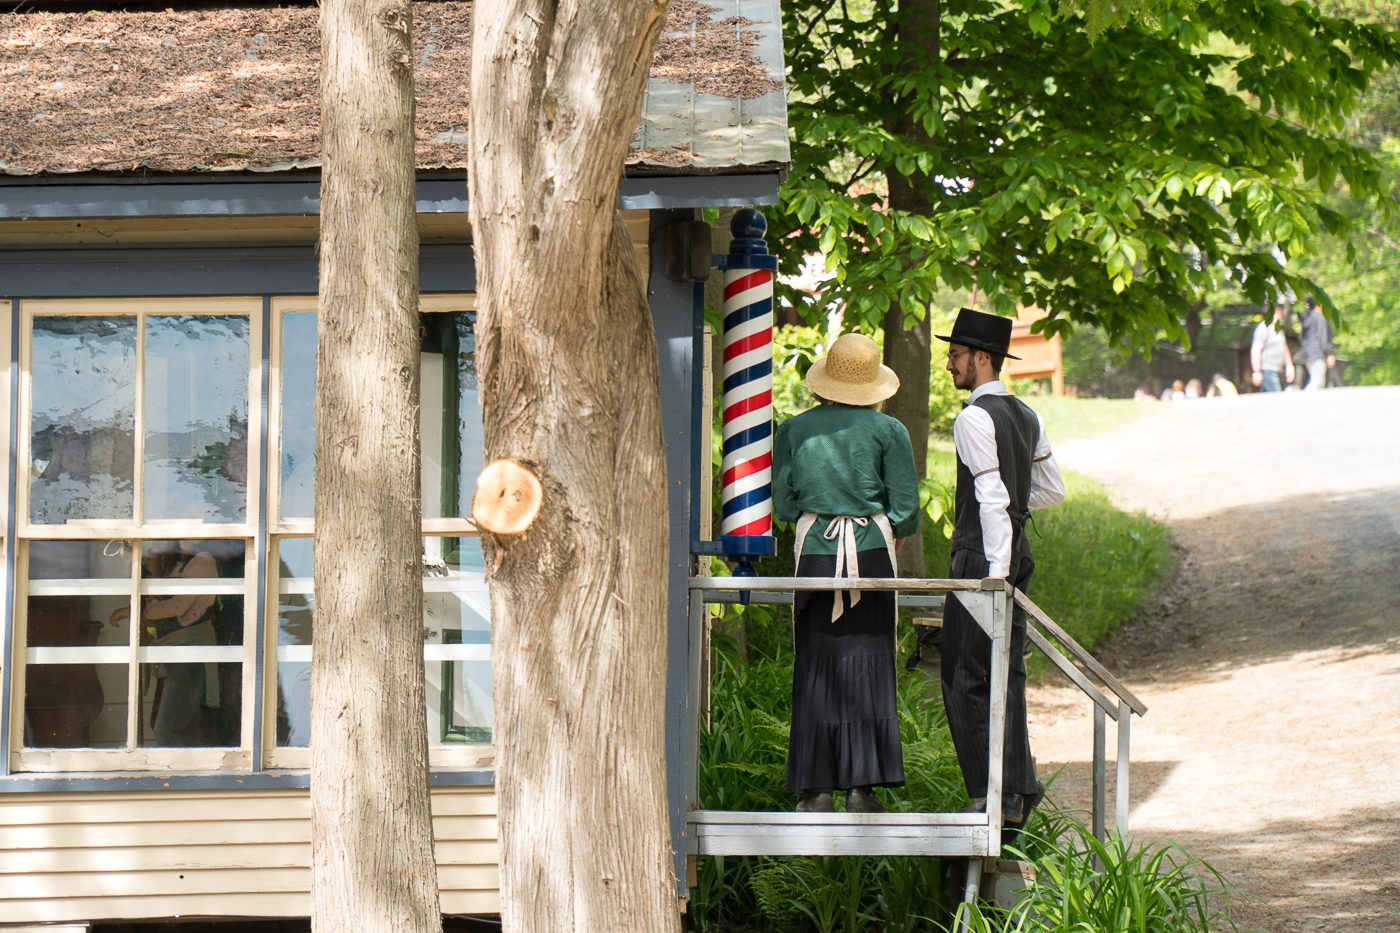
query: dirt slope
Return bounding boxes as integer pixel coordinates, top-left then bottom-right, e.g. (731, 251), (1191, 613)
(1026, 386), (1400, 932)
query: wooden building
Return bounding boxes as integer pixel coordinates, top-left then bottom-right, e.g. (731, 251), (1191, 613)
(1004, 306), (1065, 397)
(0, 2), (788, 926)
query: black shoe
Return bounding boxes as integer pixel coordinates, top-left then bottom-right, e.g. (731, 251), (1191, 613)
(796, 791), (834, 813)
(1008, 780), (1047, 828)
(1001, 794), (1025, 823)
(845, 786), (887, 813)
(964, 795), (1024, 822)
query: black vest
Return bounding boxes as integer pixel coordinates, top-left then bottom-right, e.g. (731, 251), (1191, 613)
(950, 393), (1040, 564)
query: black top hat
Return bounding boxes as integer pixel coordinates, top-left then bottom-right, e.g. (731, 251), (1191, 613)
(935, 308), (1021, 360)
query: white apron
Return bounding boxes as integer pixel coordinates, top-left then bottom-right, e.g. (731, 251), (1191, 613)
(794, 511), (898, 624)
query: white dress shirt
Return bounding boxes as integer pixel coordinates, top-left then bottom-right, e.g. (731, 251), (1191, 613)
(951, 381), (1066, 576)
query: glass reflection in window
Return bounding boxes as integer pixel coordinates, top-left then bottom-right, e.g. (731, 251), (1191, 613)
(30, 316), (137, 523)
(136, 539), (245, 747)
(275, 537), (314, 747)
(23, 540), (131, 748)
(280, 313), (317, 520)
(420, 312), (486, 520)
(424, 537), (491, 745)
(144, 315), (251, 523)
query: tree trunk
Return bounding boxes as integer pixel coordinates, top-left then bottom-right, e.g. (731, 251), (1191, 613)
(882, 0), (940, 577)
(469, 2), (682, 932)
(311, 1), (441, 932)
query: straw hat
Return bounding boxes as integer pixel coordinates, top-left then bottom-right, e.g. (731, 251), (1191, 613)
(805, 333), (900, 406)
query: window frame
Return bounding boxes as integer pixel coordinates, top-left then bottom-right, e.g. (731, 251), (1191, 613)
(263, 295), (490, 771)
(10, 297), (263, 772)
(3, 292), (492, 776)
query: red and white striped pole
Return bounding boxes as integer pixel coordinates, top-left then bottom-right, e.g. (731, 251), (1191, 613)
(718, 210), (777, 580)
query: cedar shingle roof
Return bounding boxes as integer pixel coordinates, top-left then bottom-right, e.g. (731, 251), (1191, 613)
(0, 0), (788, 177)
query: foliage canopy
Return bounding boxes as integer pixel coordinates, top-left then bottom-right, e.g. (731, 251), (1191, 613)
(771, 0), (1400, 353)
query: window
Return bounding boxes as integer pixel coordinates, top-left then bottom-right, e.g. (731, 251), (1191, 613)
(265, 295), (490, 770)
(15, 298), (258, 772)
(8, 295), (489, 774)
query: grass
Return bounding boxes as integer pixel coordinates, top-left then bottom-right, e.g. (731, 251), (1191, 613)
(922, 451), (1171, 661)
(1015, 393), (1152, 443)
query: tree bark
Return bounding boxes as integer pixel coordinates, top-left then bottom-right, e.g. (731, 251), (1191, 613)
(882, 0), (940, 577)
(469, 2), (682, 932)
(311, 2), (441, 932)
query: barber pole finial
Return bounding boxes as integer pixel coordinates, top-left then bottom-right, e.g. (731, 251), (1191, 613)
(719, 209), (778, 583)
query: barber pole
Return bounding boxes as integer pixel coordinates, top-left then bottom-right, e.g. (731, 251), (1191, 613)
(718, 209), (778, 570)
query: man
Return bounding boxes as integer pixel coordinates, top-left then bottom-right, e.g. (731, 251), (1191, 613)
(1250, 303), (1295, 392)
(1298, 295), (1336, 391)
(936, 308), (1065, 825)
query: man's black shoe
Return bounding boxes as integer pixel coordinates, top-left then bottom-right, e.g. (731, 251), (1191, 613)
(964, 795), (1024, 822)
(845, 786), (887, 813)
(796, 791), (834, 813)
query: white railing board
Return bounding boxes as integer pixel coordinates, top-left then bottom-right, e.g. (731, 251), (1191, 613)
(1015, 590), (1147, 715)
(695, 824), (989, 858)
(702, 592), (947, 609)
(689, 576), (998, 593)
(689, 810), (985, 826)
(1026, 626), (1119, 720)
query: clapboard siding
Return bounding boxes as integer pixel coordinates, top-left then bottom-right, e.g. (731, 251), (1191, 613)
(0, 787), (499, 922)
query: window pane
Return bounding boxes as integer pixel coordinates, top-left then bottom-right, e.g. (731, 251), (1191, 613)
(24, 540), (133, 749)
(419, 312), (485, 520)
(424, 537), (490, 745)
(144, 315), (251, 523)
(25, 666), (128, 749)
(137, 539), (244, 747)
(280, 313), (317, 520)
(275, 537), (314, 747)
(30, 316), (137, 523)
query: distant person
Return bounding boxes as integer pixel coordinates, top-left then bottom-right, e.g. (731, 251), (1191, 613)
(1299, 295), (1335, 391)
(1163, 379), (1186, 402)
(1207, 373), (1238, 397)
(1133, 386), (1157, 402)
(1250, 303), (1294, 392)
(1184, 379), (1203, 399)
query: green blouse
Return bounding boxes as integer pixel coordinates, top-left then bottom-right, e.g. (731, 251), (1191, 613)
(772, 403), (921, 556)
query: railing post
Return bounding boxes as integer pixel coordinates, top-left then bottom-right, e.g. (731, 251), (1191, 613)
(985, 584), (1009, 857)
(1114, 698), (1130, 838)
(1092, 702), (1106, 846)
(687, 586), (704, 816)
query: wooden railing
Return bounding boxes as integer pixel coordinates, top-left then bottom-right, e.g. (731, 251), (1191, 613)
(685, 575), (1146, 922)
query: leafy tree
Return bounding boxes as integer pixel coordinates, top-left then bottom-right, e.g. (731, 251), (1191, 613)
(769, 0), (1400, 503)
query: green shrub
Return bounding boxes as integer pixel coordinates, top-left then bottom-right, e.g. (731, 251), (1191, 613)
(960, 820), (1249, 933)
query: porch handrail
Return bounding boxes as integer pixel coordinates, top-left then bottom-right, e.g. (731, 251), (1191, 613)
(689, 573), (1145, 851)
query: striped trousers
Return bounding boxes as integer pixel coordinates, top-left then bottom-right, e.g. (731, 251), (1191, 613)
(940, 548), (1039, 798)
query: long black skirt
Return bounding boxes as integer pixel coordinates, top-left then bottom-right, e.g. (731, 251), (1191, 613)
(785, 547), (905, 794)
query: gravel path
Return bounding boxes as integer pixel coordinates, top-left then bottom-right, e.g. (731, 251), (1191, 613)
(1026, 386), (1400, 932)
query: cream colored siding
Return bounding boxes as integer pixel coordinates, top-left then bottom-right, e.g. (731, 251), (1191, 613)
(0, 786), (498, 923)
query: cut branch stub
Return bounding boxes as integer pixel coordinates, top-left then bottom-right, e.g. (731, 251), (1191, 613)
(472, 459), (544, 535)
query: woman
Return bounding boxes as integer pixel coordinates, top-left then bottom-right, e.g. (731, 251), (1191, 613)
(773, 333), (921, 813)
(110, 540), (220, 746)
